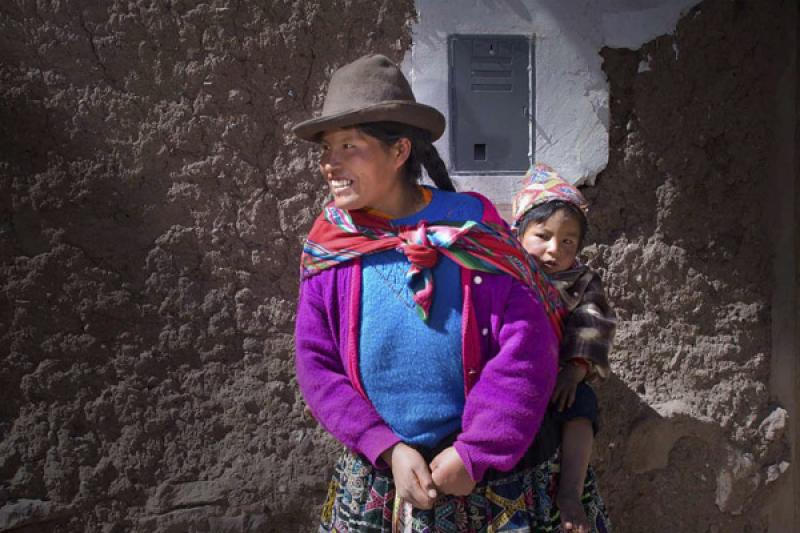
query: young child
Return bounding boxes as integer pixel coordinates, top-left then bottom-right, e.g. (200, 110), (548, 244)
(512, 163), (616, 533)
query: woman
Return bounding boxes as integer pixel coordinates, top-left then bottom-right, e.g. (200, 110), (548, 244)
(293, 54), (568, 532)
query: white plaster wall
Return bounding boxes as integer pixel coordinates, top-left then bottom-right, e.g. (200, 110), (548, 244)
(405, 0), (702, 204)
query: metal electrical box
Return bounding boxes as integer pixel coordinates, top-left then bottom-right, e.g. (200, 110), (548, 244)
(449, 35), (533, 174)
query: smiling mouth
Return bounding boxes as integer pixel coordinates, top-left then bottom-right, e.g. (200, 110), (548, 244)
(330, 179), (353, 192)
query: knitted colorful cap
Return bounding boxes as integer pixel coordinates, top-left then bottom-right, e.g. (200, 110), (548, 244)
(511, 163), (589, 230)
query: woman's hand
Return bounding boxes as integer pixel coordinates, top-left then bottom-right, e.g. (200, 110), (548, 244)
(551, 363), (587, 412)
(430, 446), (476, 496)
(381, 443), (437, 509)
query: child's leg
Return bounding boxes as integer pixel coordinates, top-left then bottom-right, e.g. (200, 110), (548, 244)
(558, 417), (593, 531)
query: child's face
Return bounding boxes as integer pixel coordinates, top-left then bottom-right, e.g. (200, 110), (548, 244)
(520, 209), (581, 274)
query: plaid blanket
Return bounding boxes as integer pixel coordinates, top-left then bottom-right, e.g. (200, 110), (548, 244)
(549, 265), (616, 379)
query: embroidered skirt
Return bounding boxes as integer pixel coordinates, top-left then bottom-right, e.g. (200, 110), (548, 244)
(318, 449), (611, 533)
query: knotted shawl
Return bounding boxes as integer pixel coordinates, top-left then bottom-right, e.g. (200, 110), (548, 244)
(301, 205), (566, 334)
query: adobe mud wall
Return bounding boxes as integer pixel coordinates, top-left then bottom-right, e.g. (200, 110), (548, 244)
(0, 2), (414, 532)
(0, 1), (797, 533)
(586, 0), (797, 530)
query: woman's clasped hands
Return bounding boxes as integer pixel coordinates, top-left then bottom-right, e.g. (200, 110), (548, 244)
(381, 443), (477, 510)
(430, 446), (477, 496)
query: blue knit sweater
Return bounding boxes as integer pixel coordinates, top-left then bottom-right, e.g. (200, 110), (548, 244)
(360, 188), (483, 448)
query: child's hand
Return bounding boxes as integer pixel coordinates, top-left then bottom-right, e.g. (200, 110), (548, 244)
(430, 446), (476, 496)
(551, 363), (587, 412)
(381, 443), (437, 509)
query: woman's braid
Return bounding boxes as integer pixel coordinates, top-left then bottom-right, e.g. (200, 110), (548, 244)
(416, 139), (455, 192)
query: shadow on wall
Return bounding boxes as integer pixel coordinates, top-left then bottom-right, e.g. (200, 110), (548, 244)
(0, 1), (415, 532)
(593, 375), (725, 529)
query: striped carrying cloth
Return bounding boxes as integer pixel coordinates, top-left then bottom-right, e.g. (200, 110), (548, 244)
(301, 205), (566, 333)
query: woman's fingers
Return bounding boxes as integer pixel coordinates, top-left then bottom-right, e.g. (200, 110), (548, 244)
(399, 469), (434, 509)
(391, 444), (436, 509)
(410, 454), (437, 507)
(429, 453), (441, 472)
(414, 462), (438, 500)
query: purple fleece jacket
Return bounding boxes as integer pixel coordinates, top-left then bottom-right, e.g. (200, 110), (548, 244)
(295, 205), (559, 482)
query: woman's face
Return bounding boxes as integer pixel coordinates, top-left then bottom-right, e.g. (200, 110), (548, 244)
(318, 128), (406, 213)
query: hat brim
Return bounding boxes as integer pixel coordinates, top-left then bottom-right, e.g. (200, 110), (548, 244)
(292, 100), (445, 142)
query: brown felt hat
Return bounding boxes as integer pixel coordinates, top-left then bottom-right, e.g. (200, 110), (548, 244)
(292, 54), (445, 142)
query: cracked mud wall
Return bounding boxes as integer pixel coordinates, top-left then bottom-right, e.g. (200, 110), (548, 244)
(584, 0), (797, 530)
(0, 1), (413, 532)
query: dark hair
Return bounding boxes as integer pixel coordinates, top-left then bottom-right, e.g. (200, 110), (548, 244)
(518, 200), (588, 247)
(356, 121), (455, 192)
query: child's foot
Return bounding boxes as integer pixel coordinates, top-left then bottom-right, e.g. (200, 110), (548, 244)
(557, 494), (591, 532)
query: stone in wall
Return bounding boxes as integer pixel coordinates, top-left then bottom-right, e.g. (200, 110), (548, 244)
(0, 1), (414, 531)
